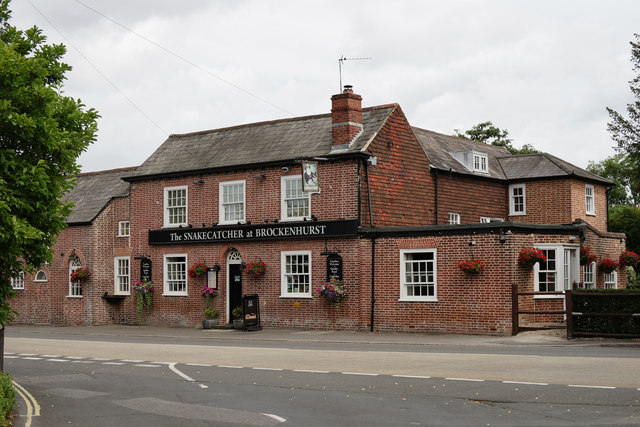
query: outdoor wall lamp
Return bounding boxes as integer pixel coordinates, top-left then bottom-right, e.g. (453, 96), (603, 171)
(193, 179), (204, 184)
(499, 229), (506, 244)
(254, 173), (266, 179)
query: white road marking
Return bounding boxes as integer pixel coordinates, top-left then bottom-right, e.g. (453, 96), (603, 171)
(263, 413), (287, 423)
(186, 363), (212, 367)
(445, 378), (485, 382)
(102, 362), (126, 366)
(342, 372), (379, 376)
(392, 375), (432, 379)
(568, 384), (616, 389)
(218, 365), (243, 369)
(121, 359), (144, 363)
(134, 364), (161, 368)
(48, 359), (70, 363)
(169, 363), (196, 382)
(253, 367), (283, 371)
(503, 381), (548, 386)
(22, 357), (43, 361)
(71, 361), (95, 364)
(293, 369), (330, 374)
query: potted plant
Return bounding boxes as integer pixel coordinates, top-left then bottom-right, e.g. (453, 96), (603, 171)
(457, 259), (485, 274)
(202, 308), (219, 329)
(317, 278), (348, 303)
(599, 258), (618, 274)
(518, 247), (547, 268)
(619, 251), (640, 268)
(244, 260), (265, 278)
(580, 246), (597, 266)
(188, 262), (207, 278)
(232, 306), (244, 330)
(133, 280), (154, 324)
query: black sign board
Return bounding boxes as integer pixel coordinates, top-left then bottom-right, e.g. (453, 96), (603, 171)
(326, 254), (343, 282)
(149, 219), (359, 245)
(242, 294), (261, 331)
(140, 258), (152, 282)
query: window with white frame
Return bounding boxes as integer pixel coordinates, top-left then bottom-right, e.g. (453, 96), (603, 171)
(604, 271), (617, 289)
(34, 270), (47, 282)
(118, 221), (130, 237)
(534, 246), (579, 296)
(114, 256), (130, 294)
(281, 251), (311, 297)
(281, 176), (310, 220)
(219, 180), (245, 224)
(509, 184), (526, 215)
(400, 249), (437, 301)
(585, 184), (595, 215)
(69, 257), (83, 297)
(164, 254), (187, 295)
(473, 153), (488, 173)
(164, 186), (187, 227)
(10, 272), (24, 290)
(448, 213), (460, 224)
(480, 217), (504, 223)
(583, 262), (595, 289)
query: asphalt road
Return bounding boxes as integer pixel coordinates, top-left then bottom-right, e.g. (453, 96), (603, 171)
(4, 326), (640, 426)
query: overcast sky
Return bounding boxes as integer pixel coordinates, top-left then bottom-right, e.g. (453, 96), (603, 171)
(9, 0), (640, 172)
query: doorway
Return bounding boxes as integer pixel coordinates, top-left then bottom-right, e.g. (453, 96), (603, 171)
(227, 249), (243, 323)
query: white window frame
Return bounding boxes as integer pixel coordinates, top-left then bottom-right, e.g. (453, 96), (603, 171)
(118, 221), (130, 237)
(399, 249), (437, 302)
(69, 257), (83, 297)
(604, 271), (617, 289)
(281, 175), (311, 221)
(280, 250), (312, 298)
(164, 186), (188, 228)
(585, 184), (595, 216)
(509, 184), (526, 216)
(448, 213), (460, 225)
(11, 272), (24, 290)
(114, 256), (131, 295)
(534, 245), (579, 298)
(164, 254), (188, 296)
(34, 270), (48, 282)
(472, 153), (488, 173)
(219, 180), (246, 224)
(583, 262), (595, 289)
(480, 217), (504, 223)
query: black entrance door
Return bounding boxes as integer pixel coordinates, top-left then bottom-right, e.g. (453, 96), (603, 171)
(229, 264), (242, 322)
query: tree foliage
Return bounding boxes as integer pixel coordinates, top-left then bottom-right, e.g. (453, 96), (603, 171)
(453, 121), (539, 155)
(587, 152), (640, 206)
(0, 0), (99, 325)
(607, 34), (640, 184)
(609, 205), (640, 261)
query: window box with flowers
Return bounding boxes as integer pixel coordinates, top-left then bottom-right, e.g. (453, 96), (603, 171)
(619, 251), (640, 268)
(598, 258), (618, 274)
(580, 246), (597, 266)
(70, 267), (91, 283)
(188, 263), (207, 278)
(244, 260), (265, 278)
(133, 280), (154, 324)
(458, 260), (484, 274)
(317, 278), (348, 303)
(518, 247), (547, 268)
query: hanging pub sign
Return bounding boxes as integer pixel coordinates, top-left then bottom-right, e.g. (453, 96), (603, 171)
(140, 257), (152, 282)
(326, 253), (343, 282)
(301, 161), (319, 193)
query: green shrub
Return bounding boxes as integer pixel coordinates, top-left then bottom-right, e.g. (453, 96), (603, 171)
(0, 372), (16, 427)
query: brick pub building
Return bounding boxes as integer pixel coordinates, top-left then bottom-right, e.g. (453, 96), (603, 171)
(11, 87), (626, 335)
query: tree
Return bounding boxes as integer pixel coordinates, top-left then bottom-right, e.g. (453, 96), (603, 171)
(453, 121), (539, 155)
(607, 34), (640, 183)
(0, 0), (99, 326)
(608, 205), (640, 263)
(587, 152), (639, 206)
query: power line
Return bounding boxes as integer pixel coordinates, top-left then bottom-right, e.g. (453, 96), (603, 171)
(72, 0), (295, 116)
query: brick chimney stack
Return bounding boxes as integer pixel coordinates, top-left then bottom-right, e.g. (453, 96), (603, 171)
(331, 85), (363, 148)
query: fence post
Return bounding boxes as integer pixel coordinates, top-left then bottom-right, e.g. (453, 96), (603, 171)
(565, 290), (573, 340)
(511, 283), (519, 336)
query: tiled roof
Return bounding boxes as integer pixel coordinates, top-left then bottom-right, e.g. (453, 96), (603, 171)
(63, 167), (134, 225)
(498, 153), (612, 184)
(125, 106), (396, 180)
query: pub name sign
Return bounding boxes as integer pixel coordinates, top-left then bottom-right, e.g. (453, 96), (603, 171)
(149, 219), (359, 245)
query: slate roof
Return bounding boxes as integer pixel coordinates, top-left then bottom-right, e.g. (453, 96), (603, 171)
(125, 105), (397, 181)
(498, 153), (612, 184)
(63, 167), (135, 225)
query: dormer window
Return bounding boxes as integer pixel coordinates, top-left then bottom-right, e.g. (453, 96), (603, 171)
(473, 153), (488, 173)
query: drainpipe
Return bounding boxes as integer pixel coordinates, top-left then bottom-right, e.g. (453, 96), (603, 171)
(605, 186), (610, 232)
(363, 157), (376, 332)
(433, 167), (439, 225)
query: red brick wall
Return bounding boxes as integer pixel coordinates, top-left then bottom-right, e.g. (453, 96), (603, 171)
(362, 107), (435, 226)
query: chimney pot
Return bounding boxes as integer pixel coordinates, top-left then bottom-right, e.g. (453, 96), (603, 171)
(343, 85), (353, 93)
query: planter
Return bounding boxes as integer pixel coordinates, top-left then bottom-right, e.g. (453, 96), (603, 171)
(233, 319), (244, 330)
(202, 319), (219, 329)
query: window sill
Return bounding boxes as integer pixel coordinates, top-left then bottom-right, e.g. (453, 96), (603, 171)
(399, 298), (438, 303)
(533, 295), (564, 299)
(117, 235), (130, 238)
(279, 295), (312, 299)
(162, 293), (188, 297)
(509, 212), (526, 216)
(66, 295), (82, 299)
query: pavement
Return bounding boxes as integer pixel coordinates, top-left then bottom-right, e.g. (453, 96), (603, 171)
(5, 323), (640, 348)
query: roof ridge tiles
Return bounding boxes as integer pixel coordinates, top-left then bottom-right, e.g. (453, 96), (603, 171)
(75, 166), (138, 177)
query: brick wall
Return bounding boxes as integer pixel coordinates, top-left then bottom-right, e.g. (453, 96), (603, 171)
(435, 173), (507, 224)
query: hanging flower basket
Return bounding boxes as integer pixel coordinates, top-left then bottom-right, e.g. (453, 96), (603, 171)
(133, 280), (154, 324)
(518, 247), (546, 268)
(244, 260), (265, 278)
(70, 267), (91, 283)
(580, 246), (597, 266)
(619, 251), (640, 268)
(598, 258), (618, 274)
(188, 263), (207, 278)
(457, 260), (484, 274)
(317, 278), (348, 303)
